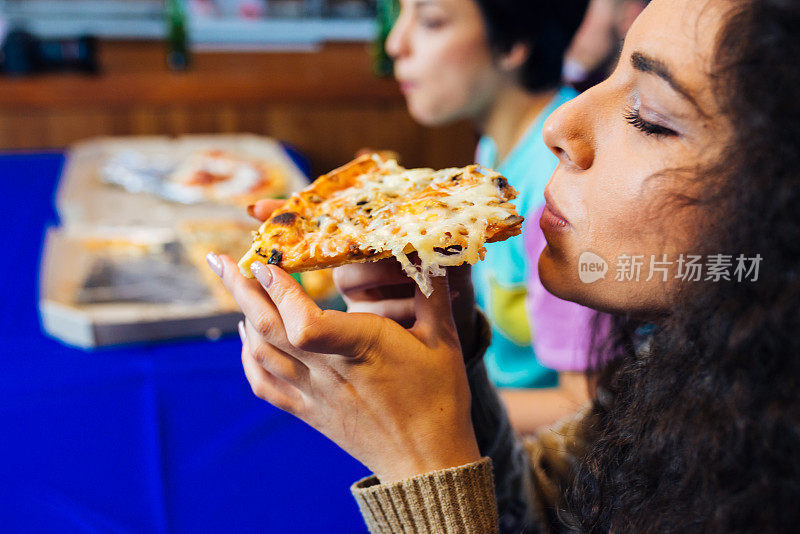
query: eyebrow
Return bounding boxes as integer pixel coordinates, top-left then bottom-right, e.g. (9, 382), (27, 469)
(630, 51), (707, 116)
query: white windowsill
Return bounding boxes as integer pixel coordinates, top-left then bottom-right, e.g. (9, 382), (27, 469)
(2, 1), (376, 45)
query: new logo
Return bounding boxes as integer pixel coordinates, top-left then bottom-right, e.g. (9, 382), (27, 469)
(579, 251), (608, 283)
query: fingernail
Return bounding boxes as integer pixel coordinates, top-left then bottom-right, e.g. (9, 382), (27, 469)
(237, 320), (246, 342)
(206, 252), (223, 278)
(251, 261), (273, 289)
(246, 204), (256, 218)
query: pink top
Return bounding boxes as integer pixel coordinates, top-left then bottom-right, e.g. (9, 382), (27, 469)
(525, 206), (599, 372)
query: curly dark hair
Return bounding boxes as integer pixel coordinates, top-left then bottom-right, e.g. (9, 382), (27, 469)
(472, 0), (589, 92)
(560, 1), (800, 532)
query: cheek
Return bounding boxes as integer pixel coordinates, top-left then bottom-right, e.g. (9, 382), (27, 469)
(540, 166), (690, 315)
(405, 34), (496, 125)
(584, 177), (650, 254)
(578, 124), (692, 258)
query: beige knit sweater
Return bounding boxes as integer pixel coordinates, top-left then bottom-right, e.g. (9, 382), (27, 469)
(351, 457), (498, 533)
(351, 413), (588, 533)
(350, 313), (590, 534)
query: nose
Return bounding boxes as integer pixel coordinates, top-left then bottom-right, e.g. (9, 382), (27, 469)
(385, 14), (410, 60)
(542, 91), (596, 171)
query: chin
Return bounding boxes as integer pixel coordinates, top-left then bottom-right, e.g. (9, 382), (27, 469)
(539, 249), (648, 316)
(538, 246), (579, 302)
(407, 99), (459, 127)
(538, 244), (602, 308)
(410, 109), (450, 127)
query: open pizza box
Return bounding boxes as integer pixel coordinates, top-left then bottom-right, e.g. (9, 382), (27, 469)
(38, 134), (337, 349)
(39, 226), (244, 349)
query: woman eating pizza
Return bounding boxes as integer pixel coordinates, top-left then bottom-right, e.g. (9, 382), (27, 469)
(206, 0), (800, 530)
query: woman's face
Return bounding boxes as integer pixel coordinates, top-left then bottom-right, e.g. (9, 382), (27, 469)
(386, 0), (503, 126)
(539, 0), (730, 315)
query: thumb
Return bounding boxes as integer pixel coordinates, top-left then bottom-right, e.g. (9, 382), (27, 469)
(412, 274), (457, 345)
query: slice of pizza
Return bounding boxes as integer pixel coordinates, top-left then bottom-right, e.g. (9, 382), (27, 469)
(238, 153), (523, 296)
(167, 149), (288, 206)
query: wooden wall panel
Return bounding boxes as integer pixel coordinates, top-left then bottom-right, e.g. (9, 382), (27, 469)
(0, 103), (475, 175)
(0, 42), (477, 173)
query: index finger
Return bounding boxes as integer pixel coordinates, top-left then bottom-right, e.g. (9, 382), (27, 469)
(247, 199), (286, 222)
(211, 253), (295, 354)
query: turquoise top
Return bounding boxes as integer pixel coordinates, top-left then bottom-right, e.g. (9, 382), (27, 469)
(473, 86), (578, 388)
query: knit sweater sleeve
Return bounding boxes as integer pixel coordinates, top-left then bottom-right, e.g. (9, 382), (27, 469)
(351, 312), (540, 533)
(351, 457), (499, 534)
(350, 409), (591, 534)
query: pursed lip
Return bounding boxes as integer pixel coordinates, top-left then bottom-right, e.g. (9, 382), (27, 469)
(397, 79), (416, 92)
(542, 188), (570, 228)
(395, 70), (416, 90)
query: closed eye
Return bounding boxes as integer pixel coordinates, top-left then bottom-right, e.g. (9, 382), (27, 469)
(624, 106), (678, 137)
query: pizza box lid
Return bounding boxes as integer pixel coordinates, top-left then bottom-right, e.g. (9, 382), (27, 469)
(56, 134), (309, 230)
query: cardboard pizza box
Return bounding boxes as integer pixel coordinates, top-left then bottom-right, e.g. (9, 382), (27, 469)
(38, 226), (244, 349)
(38, 134), (318, 348)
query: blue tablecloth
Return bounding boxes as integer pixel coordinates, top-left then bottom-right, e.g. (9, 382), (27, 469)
(0, 152), (370, 533)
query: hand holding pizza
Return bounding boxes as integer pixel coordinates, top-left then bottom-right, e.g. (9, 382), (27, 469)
(219, 156), (521, 480)
(247, 198), (481, 358)
(208, 252), (482, 483)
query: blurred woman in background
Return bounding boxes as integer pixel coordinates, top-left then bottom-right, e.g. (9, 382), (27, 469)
(358, 0), (596, 434)
(211, 0), (800, 530)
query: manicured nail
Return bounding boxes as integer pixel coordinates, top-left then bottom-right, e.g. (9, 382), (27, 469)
(237, 320), (246, 342)
(246, 204), (256, 218)
(206, 252), (223, 278)
(250, 261), (273, 289)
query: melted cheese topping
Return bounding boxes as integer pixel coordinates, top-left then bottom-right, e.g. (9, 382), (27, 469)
(243, 156), (520, 297)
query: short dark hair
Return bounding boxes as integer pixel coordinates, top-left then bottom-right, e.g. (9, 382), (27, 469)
(472, 0), (589, 92)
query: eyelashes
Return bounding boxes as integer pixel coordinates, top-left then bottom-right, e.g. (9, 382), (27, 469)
(420, 18), (447, 30)
(624, 106), (678, 137)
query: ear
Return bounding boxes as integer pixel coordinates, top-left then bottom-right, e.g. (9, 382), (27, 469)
(498, 42), (530, 72)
